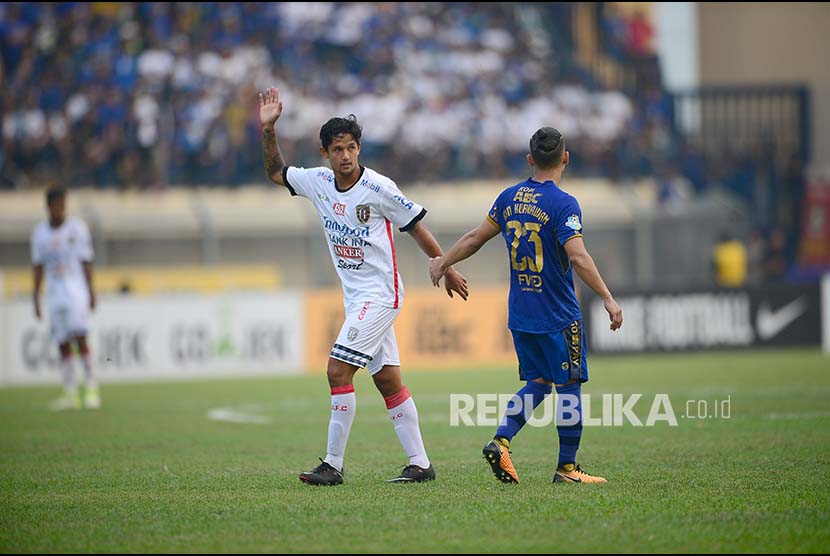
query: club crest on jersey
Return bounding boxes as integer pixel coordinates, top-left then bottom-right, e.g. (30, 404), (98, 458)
(566, 214), (582, 231)
(356, 204), (370, 224)
(333, 202), (346, 216)
(348, 327), (359, 341)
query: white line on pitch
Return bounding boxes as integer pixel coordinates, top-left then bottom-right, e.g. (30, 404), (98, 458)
(207, 405), (272, 425)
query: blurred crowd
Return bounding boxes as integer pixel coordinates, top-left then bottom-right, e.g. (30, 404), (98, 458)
(2, 2), (663, 189)
(0, 3), (807, 278)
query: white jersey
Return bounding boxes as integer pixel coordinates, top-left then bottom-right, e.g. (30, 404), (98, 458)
(31, 217), (94, 309)
(284, 165), (426, 308)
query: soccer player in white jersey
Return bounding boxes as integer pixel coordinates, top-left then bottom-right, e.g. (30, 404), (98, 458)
(259, 87), (468, 485)
(31, 187), (99, 410)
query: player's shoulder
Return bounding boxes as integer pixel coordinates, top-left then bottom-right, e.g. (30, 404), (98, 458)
(294, 165), (334, 183)
(559, 188), (581, 209)
(544, 183), (579, 209)
(31, 220), (48, 239)
(66, 216), (90, 232)
(355, 167), (405, 204)
(360, 166), (396, 192)
(66, 216), (87, 227)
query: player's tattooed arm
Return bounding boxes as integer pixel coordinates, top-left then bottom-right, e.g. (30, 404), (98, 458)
(259, 87), (287, 186)
(262, 126), (286, 184)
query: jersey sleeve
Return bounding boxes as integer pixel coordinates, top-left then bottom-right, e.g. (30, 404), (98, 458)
(282, 166), (319, 199)
(31, 227), (43, 265)
(486, 193), (503, 230)
(75, 220), (94, 262)
(380, 180), (427, 232)
(556, 196), (583, 246)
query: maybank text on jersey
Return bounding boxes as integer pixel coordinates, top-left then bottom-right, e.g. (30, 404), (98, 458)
(323, 217), (370, 238)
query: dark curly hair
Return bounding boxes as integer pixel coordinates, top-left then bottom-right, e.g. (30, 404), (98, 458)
(319, 114), (362, 151)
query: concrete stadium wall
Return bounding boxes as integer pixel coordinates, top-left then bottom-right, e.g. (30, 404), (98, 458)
(1, 179), (749, 291)
(698, 3), (830, 166)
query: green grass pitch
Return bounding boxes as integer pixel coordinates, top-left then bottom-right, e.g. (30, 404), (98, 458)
(1, 349), (829, 553)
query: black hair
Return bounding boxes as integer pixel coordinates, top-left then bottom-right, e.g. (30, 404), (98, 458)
(529, 127), (565, 169)
(46, 185), (66, 206)
(319, 114), (362, 151)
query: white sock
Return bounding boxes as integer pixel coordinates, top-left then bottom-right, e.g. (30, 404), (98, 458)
(80, 352), (96, 389)
(385, 387), (430, 469)
(324, 386), (356, 472)
(60, 356), (76, 392)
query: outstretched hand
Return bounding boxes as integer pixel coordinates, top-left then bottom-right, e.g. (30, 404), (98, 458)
(259, 87), (283, 127)
(443, 267), (468, 300)
(429, 256), (446, 287)
(430, 258), (468, 300)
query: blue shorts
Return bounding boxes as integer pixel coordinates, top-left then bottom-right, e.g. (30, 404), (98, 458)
(512, 320), (588, 385)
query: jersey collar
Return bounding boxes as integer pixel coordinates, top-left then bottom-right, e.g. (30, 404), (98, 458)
(334, 166), (366, 193)
(527, 177), (558, 187)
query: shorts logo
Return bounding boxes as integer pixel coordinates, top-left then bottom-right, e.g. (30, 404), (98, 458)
(563, 320), (583, 381)
(357, 302), (370, 321)
(333, 203), (346, 216)
(561, 362), (568, 370)
(356, 204), (370, 224)
(348, 327), (359, 341)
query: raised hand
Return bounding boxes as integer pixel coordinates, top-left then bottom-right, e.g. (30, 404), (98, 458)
(259, 87), (283, 127)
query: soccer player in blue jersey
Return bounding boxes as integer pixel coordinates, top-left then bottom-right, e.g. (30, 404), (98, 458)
(430, 127), (623, 484)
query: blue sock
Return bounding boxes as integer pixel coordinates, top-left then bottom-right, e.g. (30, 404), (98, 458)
(496, 381), (553, 441)
(556, 382), (583, 468)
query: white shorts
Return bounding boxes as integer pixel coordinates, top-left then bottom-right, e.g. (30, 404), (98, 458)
(330, 301), (400, 375)
(48, 302), (89, 345)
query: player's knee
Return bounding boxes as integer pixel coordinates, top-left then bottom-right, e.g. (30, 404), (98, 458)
(326, 359), (354, 387)
(372, 370), (402, 397)
(326, 367), (347, 386)
(371, 373), (391, 394)
(76, 337), (90, 354)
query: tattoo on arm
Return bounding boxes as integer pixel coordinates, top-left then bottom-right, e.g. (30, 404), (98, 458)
(262, 127), (285, 181)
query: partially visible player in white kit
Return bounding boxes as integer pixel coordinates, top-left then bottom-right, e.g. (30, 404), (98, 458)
(31, 187), (99, 410)
(259, 87), (468, 485)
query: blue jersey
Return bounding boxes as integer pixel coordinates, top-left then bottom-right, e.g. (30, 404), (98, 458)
(488, 178), (583, 333)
